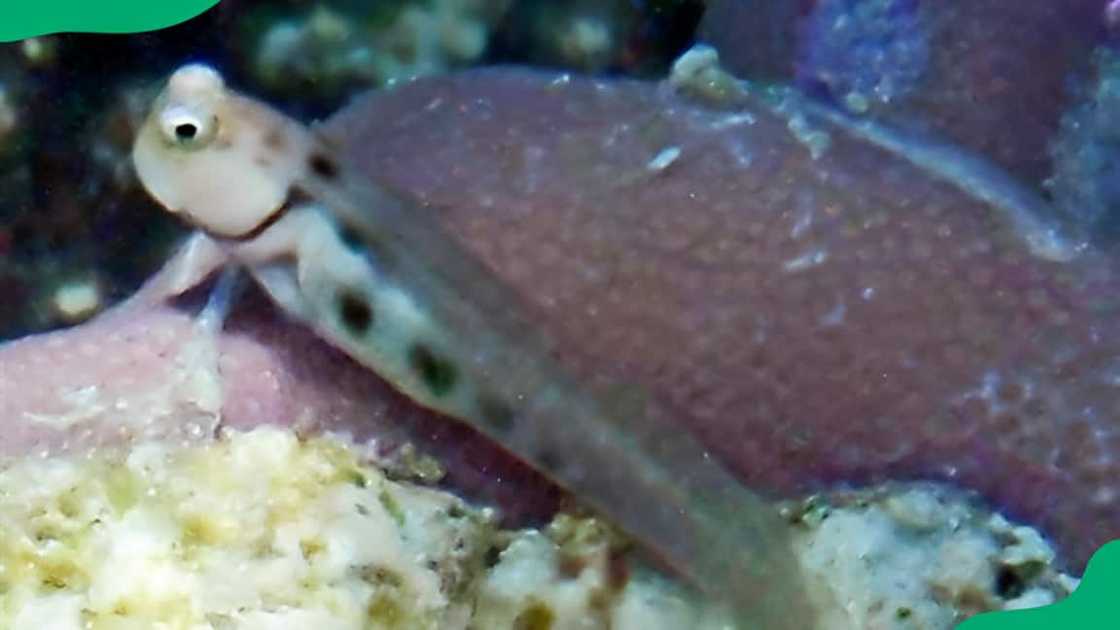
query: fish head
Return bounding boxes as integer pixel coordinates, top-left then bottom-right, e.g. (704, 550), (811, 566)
(132, 64), (313, 238)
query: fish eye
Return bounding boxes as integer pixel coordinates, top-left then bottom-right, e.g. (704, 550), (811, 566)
(158, 105), (217, 148)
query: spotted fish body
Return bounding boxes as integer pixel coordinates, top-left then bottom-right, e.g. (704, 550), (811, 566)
(132, 65), (814, 628)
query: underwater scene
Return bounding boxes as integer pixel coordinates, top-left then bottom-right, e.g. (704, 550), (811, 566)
(0, 0), (1117, 628)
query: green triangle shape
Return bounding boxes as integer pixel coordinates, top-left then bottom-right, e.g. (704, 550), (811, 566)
(0, 0), (218, 41)
(958, 540), (1120, 630)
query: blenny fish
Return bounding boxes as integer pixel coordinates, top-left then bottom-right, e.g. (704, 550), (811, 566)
(131, 64), (813, 628)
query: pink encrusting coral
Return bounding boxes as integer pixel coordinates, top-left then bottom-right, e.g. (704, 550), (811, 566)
(0, 287), (563, 523)
(325, 68), (1120, 570)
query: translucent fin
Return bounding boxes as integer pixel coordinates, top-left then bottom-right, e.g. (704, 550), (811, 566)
(295, 157), (819, 629)
(196, 266), (243, 334)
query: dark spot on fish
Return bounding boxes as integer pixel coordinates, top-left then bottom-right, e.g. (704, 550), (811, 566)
(253, 155), (272, 167)
(337, 289), (374, 335)
(337, 218), (397, 271)
(478, 394), (516, 434)
(408, 343), (458, 397)
(339, 224), (364, 250)
(286, 184), (313, 207)
(309, 152), (339, 179)
(288, 184), (314, 207)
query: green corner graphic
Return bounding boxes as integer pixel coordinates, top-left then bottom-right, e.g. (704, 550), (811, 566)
(0, 0), (218, 42)
(958, 540), (1119, 629)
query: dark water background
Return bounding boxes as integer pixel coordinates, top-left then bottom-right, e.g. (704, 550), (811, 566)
(0, 0), (704, 339)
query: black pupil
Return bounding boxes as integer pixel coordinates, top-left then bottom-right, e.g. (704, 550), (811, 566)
(175, 123), (198, 140)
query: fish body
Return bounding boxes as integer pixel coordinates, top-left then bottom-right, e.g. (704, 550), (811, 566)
(132, 64), (814, 628)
